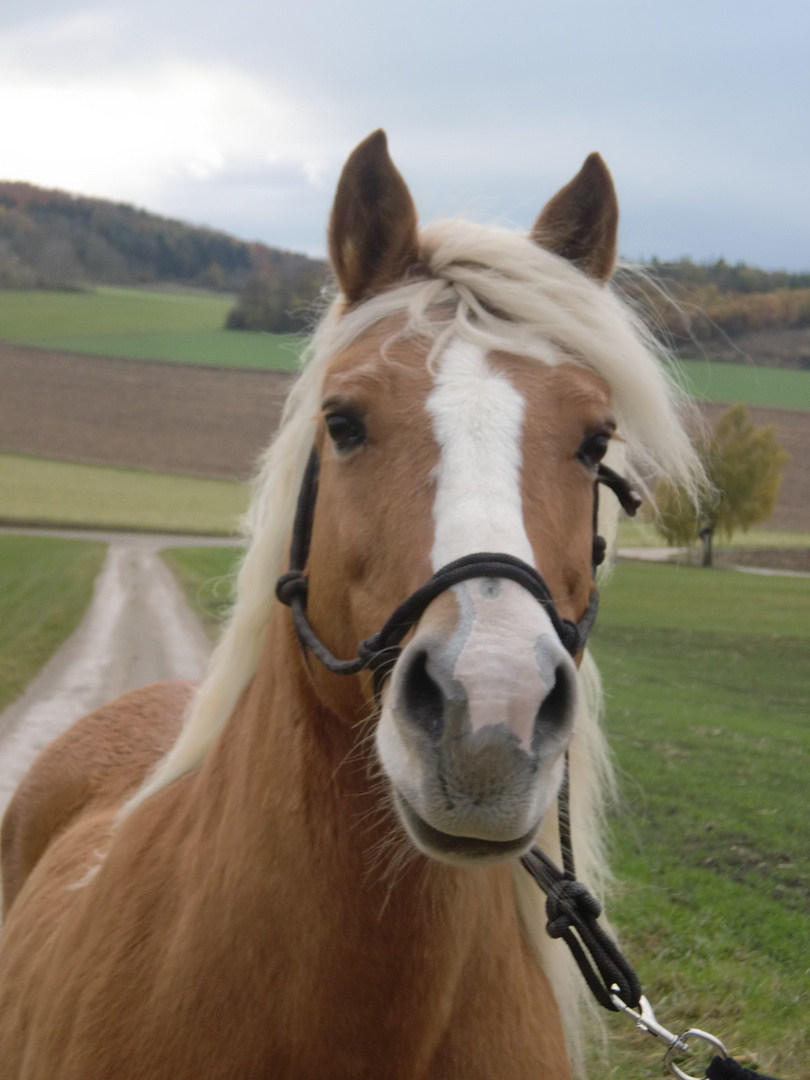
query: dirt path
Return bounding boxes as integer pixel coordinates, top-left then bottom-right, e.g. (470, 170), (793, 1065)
(0, 533), (216, 823)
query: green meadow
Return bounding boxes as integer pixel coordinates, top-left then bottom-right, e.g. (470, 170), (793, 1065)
(0, 455), (248, 535)
(0, 287), (303, 369)
(160, 545), (242, 639)
(0, 535), (106, 712)
(591, 562), (810, 1079)
(4, 287), (810, 400)
(673, 357), (810, 410)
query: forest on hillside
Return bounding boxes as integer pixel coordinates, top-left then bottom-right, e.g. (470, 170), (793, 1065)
(1, 179), (809, 357)
(0, 181), (328, 330)
(617, 259), (810, 369)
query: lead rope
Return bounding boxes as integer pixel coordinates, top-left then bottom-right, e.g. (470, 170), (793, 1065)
(520, 760), (643, 1012)
(522, 763), (785, 1080)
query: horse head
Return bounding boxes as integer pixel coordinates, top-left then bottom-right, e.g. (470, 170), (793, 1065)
(297, 131), (624, 864)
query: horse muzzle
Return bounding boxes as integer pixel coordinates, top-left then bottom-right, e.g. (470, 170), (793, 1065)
(377, 580), (579, 864)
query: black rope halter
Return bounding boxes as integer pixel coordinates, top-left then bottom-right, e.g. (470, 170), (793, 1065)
(275, 444), (644, 1012)
(276, 446), (641, 696)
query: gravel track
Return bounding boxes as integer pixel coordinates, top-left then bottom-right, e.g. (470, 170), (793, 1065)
(0, 533), (214, 824)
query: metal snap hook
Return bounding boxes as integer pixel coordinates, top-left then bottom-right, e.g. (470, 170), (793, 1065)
(611, 991), (689, 1052)
(610, 988), (729, 1079)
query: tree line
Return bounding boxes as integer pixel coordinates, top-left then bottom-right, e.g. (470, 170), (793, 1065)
(645, 256), (810, 294)
(617, 259), (810, 358)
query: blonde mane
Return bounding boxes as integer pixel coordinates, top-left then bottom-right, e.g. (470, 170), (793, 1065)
(121, 218), (700, 1073)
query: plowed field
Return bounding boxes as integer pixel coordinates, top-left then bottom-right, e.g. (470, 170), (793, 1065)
(0, 343), (294, 481)
(1, 343), (807, 528)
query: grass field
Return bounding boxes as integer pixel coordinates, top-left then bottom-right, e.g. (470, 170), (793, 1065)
(591, 562), (809, 1079)
(0, 454), (248, 534)
(4, 288), (810, 400)
(164, 548), (810, 1078)
(0, 287), (303, 369)
(161, 546), (242, 639)
(0, 535), (106, 712)
(674, 358), (810, 410)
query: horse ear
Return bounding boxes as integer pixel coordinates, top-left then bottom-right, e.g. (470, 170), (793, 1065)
(530, 153), (619, 282)
(328, 130), (420, 303)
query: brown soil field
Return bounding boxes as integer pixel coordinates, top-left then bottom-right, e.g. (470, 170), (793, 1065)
(1, 343), (808, 530)
(0, 344), (295, 481)
(690, 326), (810, 370)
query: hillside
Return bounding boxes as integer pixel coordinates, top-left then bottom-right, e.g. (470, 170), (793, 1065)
(0, 181), (328, 327)
(619, 258), (810, 370)
(1, 179), (809, 349)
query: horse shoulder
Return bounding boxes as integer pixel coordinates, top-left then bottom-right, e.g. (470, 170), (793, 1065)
(1, 679), (192, 916)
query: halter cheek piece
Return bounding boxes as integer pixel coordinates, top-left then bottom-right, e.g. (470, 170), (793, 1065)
(276, 445), (645, 1012)
(276, 446), (642, 698)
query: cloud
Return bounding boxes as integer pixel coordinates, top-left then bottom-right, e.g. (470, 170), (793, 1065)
(0, 10), (347, 238)
(1, 1), (809, 266)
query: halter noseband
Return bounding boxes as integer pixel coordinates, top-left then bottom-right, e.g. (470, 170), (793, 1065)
(276, 447), (641, 696)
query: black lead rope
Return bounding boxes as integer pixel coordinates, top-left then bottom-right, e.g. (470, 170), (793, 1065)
(520, 760), (643, 1012)
(707, 1062), (781, 1080)
(520, 780), (786, 1079)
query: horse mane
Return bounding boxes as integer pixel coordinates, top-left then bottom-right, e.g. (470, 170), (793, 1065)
(120, 218), (700, 1073)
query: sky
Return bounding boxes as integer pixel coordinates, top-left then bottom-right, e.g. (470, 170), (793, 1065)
(1, 0), (808, 269)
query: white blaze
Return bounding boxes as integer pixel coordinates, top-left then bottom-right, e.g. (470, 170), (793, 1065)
(377, 336), (577, 844)
(426, 338), (535, 570)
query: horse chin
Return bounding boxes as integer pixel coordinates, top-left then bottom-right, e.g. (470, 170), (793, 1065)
(393, 791), (539, 866)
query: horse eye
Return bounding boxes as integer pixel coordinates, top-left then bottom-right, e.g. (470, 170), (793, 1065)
(325, 412), (367, 453)
(577, 431), (611, 470)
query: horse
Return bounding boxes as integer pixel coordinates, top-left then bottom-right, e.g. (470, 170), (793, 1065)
(0, 130), (699, 1079)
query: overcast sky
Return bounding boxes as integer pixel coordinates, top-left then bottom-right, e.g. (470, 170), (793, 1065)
(1, 1), (808, 269)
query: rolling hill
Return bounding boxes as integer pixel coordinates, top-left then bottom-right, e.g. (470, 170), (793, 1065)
(0, 180), (328, 328)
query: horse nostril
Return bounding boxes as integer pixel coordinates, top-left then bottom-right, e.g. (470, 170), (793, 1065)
(533, 663), (576, 751)
(402, 650), (445, 740)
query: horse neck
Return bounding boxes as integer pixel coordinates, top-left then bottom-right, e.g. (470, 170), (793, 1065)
(196, 605), (528, 991)
(115, 607), (570, 1076)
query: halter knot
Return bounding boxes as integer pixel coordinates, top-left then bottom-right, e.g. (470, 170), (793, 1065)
(275, 570), (309, 605)
(545, 878), (603, 939)
(356, 635), (385, 667)
(557, 620), (582, 656)
(591, 535), (607, 567)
